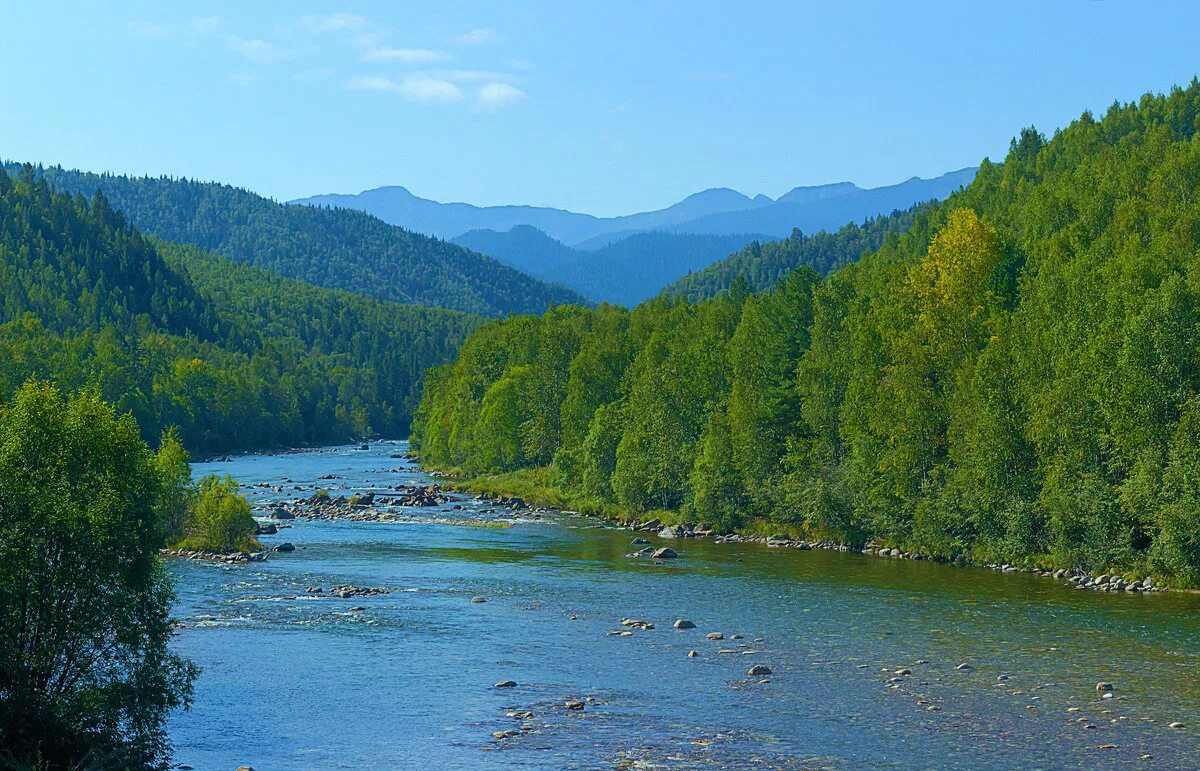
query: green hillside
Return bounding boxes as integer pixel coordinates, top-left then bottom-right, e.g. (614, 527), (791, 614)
(0, 167), (481, 453)
(412, 80), (1200, 586)
(2, 163), (585, 317)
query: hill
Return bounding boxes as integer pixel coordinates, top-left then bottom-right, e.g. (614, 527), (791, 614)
(292, 169), (976, 246)
(412, 80), (1200, 586)
(1, 163), (585, 317)
(452, 226), (770, 305)
(664, 205), (929, 301)
(0, 166), (482, 453)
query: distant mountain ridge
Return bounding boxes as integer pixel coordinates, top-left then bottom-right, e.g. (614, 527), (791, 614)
(452, 227), (771, 306)
(291, 167), (977, 246)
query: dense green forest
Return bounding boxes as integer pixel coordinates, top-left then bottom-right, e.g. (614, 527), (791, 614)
(413, 81), (1200, 585)
(453, 226), (770, 305)
(1, 162), (584, 317)
(664, 204), (929, 301)
(0, 167), (481, 453)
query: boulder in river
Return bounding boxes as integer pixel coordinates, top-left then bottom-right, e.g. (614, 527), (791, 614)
(747, 664), (773, 676)
(706, 632), (724, 640)
(651, 547), (677, 559)
(269, 507), (294, 520)
(1095, 681), (1113, 692)
(255, 521), (277, 535)
(674, 619), (696, 630)
(565, 700), (585, 711)
(657, 525), (685, 538)
(471, 596), (488, 603)
(274, 542), (295, 552)
(494, 680), (517, 688)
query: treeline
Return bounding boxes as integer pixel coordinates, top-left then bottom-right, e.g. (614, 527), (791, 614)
(413, 80), (1200, 585)
(0, 167), (481, 454)
(664, 203), (930, 301)
(2, 162), (586, 317)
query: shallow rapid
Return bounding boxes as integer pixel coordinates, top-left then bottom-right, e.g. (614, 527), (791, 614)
(167, 443), (1200, 769)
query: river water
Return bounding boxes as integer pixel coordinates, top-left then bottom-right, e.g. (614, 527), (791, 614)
(167, 443), (1200, 769)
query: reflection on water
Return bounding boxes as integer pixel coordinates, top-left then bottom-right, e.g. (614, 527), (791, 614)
(168, 443), (1200, 769)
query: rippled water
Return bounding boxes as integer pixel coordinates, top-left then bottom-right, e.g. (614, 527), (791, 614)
(167, 443), (1200, 769)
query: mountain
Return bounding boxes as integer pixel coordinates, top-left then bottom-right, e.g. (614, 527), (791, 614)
(292, 168), (977, 246)
(412, 80), (1200, 586)
(2, 163), (585, 317)
(0, 166), (481, 454)
(664, 204), (930, 301)
(452, 226), (771, 305)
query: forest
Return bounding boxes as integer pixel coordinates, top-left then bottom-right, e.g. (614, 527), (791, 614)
(412, 80), (1200, 585)
(0, 167), (481, 454)
(1, 162), (585, 317)
(664, 203), (930, 301)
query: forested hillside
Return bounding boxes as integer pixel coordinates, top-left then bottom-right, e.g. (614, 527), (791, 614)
(454, 226), (769, 305)
(665, 205), (928, 301)
(412, 81), (1200, 586)
(1, 163), (584, 317)
(0, 167), (481, 453)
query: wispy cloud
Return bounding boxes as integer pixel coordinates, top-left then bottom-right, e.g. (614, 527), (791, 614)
(452, 27), (498, 46)
(226, 36), (290, 63)
(362, 47), (450, 63)
(476, 82), (525, 111)
(348, 74), (463, 103)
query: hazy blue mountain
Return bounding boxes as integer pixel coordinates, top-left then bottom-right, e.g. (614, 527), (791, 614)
(292, 168), (977, 246)
(452, 227), (770, 306)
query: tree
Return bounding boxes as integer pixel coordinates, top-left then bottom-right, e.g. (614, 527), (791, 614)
(0, 381), (196, 768)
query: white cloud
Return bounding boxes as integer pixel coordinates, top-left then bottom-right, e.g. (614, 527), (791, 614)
(226, 36), (289, 63)
(362, 47), (449, 63)
(475, 82), (525, 110)
(348, 74), (463, 103)
(439, 69), (508, 83)
(452, 27), (498, 45)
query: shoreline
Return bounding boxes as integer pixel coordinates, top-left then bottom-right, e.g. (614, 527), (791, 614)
(430, 470), (1175, 596)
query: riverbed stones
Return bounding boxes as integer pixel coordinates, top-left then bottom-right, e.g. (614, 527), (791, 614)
(651, 547), (677, 559)
(1095, 681), (1113, 692)
(706, 632), (724, 640)
(494, 680), (517, 688)
(956, 663), (973, 671)
(1169, 721), (1186, 729)
(631, 537), (649, 544)
(747, 664), (773, 676)
(674, 619), (696, 629)
(658, 525), (685, 538)
(492, 729), (518, 740)
(688, 650), (698, 657)
(274, 542), (295, 552)
(269, 507), (294, 519)
(565, 700), (585, 711)
(471, 596), (488, 603)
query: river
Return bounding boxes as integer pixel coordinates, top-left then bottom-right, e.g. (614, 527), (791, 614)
(166, 443), (1200, 769)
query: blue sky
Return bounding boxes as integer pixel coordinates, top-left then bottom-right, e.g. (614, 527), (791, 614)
(2, 1), (1199, 216)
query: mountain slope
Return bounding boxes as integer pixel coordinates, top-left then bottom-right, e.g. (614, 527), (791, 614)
(452, 226), (770, 305)
(292, 169), (976, 246)
(664, 204), (929, 301)
(412, 80), (1200, 586)
(0, 166), (481, 453)
(2, 163), (585, 317)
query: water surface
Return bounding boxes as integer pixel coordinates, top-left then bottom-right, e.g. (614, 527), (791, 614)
(168, 443), (1200, 769)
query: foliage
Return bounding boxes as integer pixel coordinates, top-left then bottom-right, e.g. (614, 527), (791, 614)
(0, 167), (482, 454)
(0, 381), (196, 768)
(174, 475), (258, 553)
(3, 162), (586, 316)
(664, 204), (929, 301)
(413, 79), (1200, 585)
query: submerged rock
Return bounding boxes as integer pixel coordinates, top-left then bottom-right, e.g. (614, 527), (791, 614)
(565, 700), (585, 711)
(494, 680), (517, 688)
(471, 596), (488, 603)
(747, 664), (773, 676)
(673, 619), (696, 630)
(651, 547), (677, 559)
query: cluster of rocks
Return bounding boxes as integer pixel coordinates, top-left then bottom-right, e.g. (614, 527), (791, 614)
(1056, 572), (1159, 593)
(161, 548), (268, 563)
(473, 492), (531, 511)
(624, 544), (677, 560)
(304, 585), (389, 598)
(619, 517), (714, 538)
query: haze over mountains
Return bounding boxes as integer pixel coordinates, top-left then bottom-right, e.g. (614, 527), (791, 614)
(293, 168), (976, 304)
(292, 167), (976, 246)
